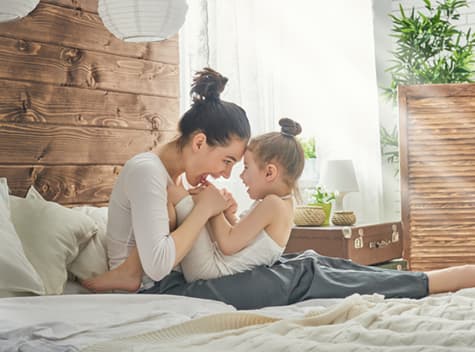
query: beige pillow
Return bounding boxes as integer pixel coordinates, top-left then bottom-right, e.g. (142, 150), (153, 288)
(0, 178), (45, 297)
(26, 186), (109, 280)
(9, 195), (97, 294)
(69, 206), (109, 280)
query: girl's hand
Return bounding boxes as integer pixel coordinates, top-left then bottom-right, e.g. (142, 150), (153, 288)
(221, 188), (238, 224)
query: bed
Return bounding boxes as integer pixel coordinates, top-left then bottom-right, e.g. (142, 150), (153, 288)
(2, 1), (475, 350)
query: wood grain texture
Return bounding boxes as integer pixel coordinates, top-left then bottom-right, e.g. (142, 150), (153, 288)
(0, 79), (179, 131)
(0, 2), (178, 64)
(0, 0), (180, 205)
(0, 36), (179, 97)
(0, 123), (177, 164)
(399, 83), (475, 272)
(1, 165), (120, 204)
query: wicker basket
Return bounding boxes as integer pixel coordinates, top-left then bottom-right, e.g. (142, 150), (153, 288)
(294, 205), (326, 226)
(331, 211), (356, 226)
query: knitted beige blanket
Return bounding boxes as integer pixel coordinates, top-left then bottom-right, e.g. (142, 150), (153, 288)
(83, 289), (475, 352)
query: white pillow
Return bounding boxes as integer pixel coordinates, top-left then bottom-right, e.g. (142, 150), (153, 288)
(69, 206), (109, 280)
(0, 178), (45, 297)
(9, 194), (97, 294)
(26, 186), (109, 281)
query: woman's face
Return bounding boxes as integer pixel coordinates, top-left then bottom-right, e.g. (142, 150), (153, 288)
(186, 137), (247, 186)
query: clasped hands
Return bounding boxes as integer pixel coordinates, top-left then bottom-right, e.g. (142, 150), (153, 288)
(188, 179), (238, 222)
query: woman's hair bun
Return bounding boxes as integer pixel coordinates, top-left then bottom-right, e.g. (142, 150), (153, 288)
(279, 118), (302, 137)
(190, 67), (228, 103)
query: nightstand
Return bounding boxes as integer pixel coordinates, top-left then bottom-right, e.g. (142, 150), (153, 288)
(285, 222), (402, 266)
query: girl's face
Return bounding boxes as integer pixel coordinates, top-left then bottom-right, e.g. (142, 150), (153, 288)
(240, 150), (267, 200)
(186, 137), (247, 186)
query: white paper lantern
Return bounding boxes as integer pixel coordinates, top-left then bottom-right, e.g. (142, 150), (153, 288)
(98, 0), (188, 42)
(0, 0), (40, 23)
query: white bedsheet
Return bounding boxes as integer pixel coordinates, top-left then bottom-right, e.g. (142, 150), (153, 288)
(0, 293), (237, 351)
(85, 289), (475, 352)
(2, 290), (475, 352)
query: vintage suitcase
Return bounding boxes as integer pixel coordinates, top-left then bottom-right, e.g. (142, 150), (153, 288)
(285, 222), (402, 265)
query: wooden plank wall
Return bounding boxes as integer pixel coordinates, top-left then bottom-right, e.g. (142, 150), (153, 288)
(399, 83), (475, 271)
(0, 0), (180, 206)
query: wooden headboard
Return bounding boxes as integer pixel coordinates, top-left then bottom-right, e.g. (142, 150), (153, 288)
(0, 0), (179, 206)
(399, 83), (475, 271)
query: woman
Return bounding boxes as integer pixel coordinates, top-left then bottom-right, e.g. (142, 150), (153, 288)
(86, 68), (251, 292)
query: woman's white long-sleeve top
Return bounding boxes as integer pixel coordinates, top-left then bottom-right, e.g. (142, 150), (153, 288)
(106, 152), (176, 284)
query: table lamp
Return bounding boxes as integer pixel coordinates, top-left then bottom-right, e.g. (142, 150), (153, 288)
(319, 160), (359, 211)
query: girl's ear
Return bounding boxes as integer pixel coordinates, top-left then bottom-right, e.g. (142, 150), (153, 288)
(191, 132), (207, 152)
(264, 163), (278, 182)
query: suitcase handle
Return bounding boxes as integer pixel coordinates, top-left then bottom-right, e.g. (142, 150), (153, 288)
(369, 239), (391, 249)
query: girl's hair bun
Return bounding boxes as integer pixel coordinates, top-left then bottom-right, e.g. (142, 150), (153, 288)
(279, 118), (302, 137)
(190, 67), (228, 103)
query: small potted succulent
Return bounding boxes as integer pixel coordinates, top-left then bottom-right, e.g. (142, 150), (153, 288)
(309, 185), (335, 226)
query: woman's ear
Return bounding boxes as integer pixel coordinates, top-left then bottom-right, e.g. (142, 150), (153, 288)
(191, 132), (207, 152)
(264, 164), (278, 182)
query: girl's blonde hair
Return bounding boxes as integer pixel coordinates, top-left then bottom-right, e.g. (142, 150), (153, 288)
(247, 118), (305, 196)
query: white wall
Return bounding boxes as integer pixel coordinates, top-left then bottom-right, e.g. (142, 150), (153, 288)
(375, 0), (475, 221)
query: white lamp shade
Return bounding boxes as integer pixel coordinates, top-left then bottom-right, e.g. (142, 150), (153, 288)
(320, 160), (359, 193)
(98, 0), (188, 42)
(0, 0), (40, 23)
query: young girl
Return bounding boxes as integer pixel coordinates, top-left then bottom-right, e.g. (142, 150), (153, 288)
(83, 118), (305, 290)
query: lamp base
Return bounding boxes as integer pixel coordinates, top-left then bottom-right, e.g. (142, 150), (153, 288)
(333, 192), (348, 212)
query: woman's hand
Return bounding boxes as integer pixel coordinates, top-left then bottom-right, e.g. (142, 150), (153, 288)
(193, 183), (227, 217)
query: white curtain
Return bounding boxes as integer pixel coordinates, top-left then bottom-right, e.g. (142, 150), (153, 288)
(179, 0), (384, 223)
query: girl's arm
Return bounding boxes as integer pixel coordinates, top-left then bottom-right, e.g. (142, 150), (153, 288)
(208, 194), (283, 255)
(221, 188), (239, 225)
(169, 184), (227, 265)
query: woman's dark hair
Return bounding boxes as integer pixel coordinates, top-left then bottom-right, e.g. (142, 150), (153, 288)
(177, 68), (251, 148)
(247, 118), (305, 195)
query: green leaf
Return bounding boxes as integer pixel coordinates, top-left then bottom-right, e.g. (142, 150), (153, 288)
(298, 137), (317, 159)
(380, 0), (474, 173)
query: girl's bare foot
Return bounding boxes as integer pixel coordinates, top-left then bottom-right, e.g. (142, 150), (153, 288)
(81, 267), (142, 293)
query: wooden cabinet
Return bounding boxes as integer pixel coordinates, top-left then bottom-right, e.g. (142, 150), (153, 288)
(399, 83), (475, 271)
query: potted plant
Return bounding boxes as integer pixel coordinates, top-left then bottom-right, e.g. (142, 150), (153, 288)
(298, 137), (318, 188)
(309, 185), (335, 226)
(298, 137), (318, 184)
(299, 137), (316, 159)
(381, 0), (475, 169)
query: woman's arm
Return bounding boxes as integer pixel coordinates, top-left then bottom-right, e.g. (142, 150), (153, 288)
(208, 195), (283, 256)
(127, 163), (227, 281)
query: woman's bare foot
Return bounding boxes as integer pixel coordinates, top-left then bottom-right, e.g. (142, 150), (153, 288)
(81, 267), (142, 293)
(81, 247), (144, 293)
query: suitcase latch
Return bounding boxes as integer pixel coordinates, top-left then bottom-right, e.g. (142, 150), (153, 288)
(354, 229), (364, 249)
(391, 224), (400, 243)
(342, 227), (352, 239)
